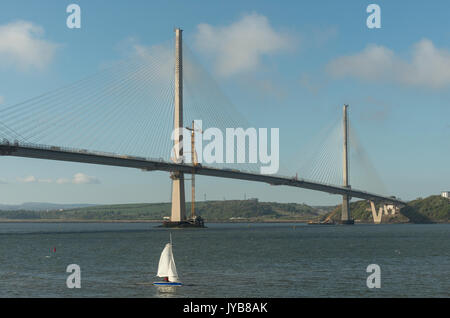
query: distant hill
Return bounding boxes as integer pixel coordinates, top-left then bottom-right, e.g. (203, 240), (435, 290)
(194, 199), (321, 221)
(0, 199), (323, 221)
(0, 202), (96, 211)
(400, 195), (449, 223)
(323, 195), (449, 224)
(0, 196), (447, 223)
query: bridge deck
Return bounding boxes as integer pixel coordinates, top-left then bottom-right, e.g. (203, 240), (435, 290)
(0, 143), (405, 205)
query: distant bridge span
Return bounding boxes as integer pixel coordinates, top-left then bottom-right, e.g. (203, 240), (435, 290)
(0, 142), (405, 206)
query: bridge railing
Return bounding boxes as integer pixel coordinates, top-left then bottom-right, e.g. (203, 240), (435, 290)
(0, 139), (168, 165)
(0, 139), (401, 203)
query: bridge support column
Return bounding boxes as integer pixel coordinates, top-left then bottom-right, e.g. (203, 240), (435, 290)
(340, 104), (354, 225)
(171, 172), (186, 222)
(341, 194), (352, 224)
(166, 28), (188, 226)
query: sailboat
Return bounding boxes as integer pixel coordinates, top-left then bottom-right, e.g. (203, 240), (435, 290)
(153, 235), (183, 286)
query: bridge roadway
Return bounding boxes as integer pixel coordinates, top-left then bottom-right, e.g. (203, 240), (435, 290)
(0, 142), (405, 206)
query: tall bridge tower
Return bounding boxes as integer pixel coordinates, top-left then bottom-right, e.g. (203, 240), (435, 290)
(340, 104), (354, 224)
(170, 28), (187, 223)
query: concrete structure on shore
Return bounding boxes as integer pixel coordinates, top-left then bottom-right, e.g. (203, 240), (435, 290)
(368, 202), (400, 224)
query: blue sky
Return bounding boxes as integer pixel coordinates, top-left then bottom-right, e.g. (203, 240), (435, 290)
(0, 0), (449, 205)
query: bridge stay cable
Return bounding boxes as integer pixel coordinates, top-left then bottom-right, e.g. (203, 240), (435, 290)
(0, 32), (403, 221)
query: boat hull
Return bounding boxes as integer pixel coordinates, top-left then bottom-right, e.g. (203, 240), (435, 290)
(159, 216), (206, 228)
(308, 222), (335, 225)
(338, 219), (355, 225)
(153, 282), (183, 286)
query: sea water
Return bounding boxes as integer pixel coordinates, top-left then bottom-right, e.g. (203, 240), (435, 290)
(0, 222), (448, 297)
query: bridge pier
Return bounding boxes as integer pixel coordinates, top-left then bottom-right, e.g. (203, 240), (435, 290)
(340, 194), (354, 224)
(170, 172), (186, 222)
(168, 28), (187, 225)
(162, 28), (204, 228)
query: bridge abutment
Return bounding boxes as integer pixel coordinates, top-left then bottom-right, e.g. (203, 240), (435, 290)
(369, 201), (400, 224)
(369, 201), (383, 224)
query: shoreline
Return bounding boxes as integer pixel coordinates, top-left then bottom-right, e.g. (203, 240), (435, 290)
(0, 219), (442, 224)
(0, 219), (311, 223)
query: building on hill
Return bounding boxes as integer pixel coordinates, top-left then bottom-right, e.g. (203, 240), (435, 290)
(441, 191), (450, 199)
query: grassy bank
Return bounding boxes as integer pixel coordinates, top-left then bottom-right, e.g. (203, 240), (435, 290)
(0, 195), (447, 223)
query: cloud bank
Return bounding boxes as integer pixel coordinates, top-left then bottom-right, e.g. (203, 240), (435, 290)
(19, 173), (100, 185)
(0, 20), (58, 70)
(72, 173), (100, 184)
(327, 39), (450, 89)
(18, 175), (38, 183)
(194, 13), (294, 77)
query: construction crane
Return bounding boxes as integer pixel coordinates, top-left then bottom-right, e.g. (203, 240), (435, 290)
(308, 208), (337, 225)
(321, 209), (337, 224)
(185, 121), (202, 220)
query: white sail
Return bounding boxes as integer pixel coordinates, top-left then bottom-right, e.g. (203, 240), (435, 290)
(156, 243), (179, 282)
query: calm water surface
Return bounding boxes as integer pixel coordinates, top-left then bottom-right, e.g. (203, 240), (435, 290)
(0, 222), (448, 297)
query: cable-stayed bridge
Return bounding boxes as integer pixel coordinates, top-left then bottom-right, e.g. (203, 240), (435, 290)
(0, 29), (405, 226)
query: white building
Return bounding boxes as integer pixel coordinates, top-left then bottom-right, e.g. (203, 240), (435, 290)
(441, 191), (450, 199)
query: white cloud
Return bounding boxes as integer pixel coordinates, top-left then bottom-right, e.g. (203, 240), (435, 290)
(327, 39), (450, 89)
(18, 173), (99, 184)
(327, 44), (397, 80)
(0, 20), (59, 70)
(18, 176), (53, 183)
(72, 173), (100, 184)
(194, 13), (295, 77)
(56, 178), (71, 184)
(18, 175), (37, 183)
(0, 96), (4, 104)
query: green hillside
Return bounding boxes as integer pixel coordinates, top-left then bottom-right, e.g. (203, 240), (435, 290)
(324, 195), (449, 224)
(0, 199), (323, 222)
(400, 195), (449, 223)
(0, 195), (447, 223)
